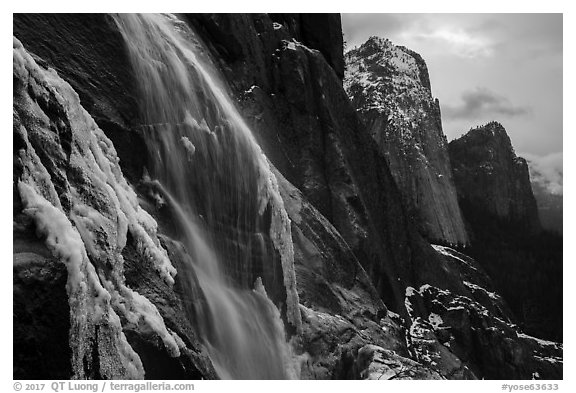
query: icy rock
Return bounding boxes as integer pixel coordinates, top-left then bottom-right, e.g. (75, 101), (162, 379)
(14, 37), (182, 378)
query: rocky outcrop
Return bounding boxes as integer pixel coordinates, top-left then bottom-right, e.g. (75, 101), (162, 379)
(13, 13), (444, 379)
(13, 36), (216, 379)
(13, 13), (403, 379)
(188, 15), (561, 379)
(187, 14), (344, 81)
(12, 14), (147, 183)
(405, 283), (562, 380)
(268, 14), (345, 79)
(13, 13), (561, 380)
(405, 246), (562, 380)
(344, 37), (469, 246)
(276, 169), (421, 379)
(188, 13), (462, 321)
(448, 121), (541, 233)
(355, 345), (444, 380)
(448, 123), (561, 342)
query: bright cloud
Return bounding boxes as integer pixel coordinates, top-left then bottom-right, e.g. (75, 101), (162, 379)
(521, 152), (563, 195)
(411, 28), (494, 58)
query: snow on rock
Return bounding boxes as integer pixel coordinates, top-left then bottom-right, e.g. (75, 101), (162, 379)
(14, 37), (182, 378)
(432, 244), (479, 272)
(256, 156), (302, 333)
(180, 136), (196, 160)
(404, 286), (416, 314)
(430, 244), (521, 329)
(517, 333), (562, 351)
(101, 279), (182, 357)
(402, 282), (563, 379)
(356, 344), (444, 380)
(428, 313), (443, 329)
(18, 181), (145, 379)
(344, 36), (469, 246)
(448, 121), (541, 233)
(463, 280), (499, 300)
(285, 40), (297, 51)
(344, 37), (428, 137)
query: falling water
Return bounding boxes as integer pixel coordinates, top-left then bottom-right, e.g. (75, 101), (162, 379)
(112, 14), (301, 379)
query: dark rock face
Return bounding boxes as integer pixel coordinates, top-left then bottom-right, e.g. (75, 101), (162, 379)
(448, 122), (562, 342)
(269, 14), (345, 79)
(355, 345), (444, 380)
(448, 121), (541, 233)
(13, 13), (387, 380)
(13, 235), (72, 379)
(189, 13), (455, 320)
(404, 245), (562, 380)
(185, 15), (564, 380)
(344, 37), (469, 246)
(12, 14), (148, 183)
(187, 14), (344, 81)
(13, 13), (440, 379)
(276, 170), (418, 379)
(13, 36), (216, 379)
(13, 13), (561, 380)
(405, 282), (562, 380)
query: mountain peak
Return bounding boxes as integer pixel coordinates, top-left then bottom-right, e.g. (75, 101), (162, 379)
(448, 122), (541, 232)
(463, 121), (510, 142)
(344, 36), (469, 245)
(345, 36), (432, 106)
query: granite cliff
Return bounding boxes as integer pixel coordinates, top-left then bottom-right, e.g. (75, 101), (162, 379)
(449, 121), (541, 233)
(448, 122), (562, 342)
(344, 37), (469, 246)
(13, 14), (562, 380)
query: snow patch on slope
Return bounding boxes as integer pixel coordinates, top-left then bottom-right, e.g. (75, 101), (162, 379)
(344, 37), (430, 146)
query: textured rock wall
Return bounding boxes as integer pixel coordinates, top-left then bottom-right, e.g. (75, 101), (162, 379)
(188, 13), (459, 317)
(268, 14), (345, 79)
(13, 36), (216, 379)
(448, 121), (541, 233)
(14, 12), (409, 379)
(13, 13), (561, 380)
(13, 11), (297, 334)
(447, 122), (561, 343)
(12, 14), (147, 182)
(344, 37), (469, 246)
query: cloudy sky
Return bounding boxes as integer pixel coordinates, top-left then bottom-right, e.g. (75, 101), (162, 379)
(342, 13), (562, 176)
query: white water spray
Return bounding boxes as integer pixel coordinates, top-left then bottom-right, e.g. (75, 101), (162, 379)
(112, 13), (301, 379)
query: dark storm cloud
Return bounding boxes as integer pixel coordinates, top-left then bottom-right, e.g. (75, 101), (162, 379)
(442, 88), (531, 120)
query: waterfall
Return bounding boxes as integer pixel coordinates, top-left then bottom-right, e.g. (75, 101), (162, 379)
(112, 13), (301, 379)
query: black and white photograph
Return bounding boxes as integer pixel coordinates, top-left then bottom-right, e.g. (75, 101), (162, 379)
(7, 3), (568, 388)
